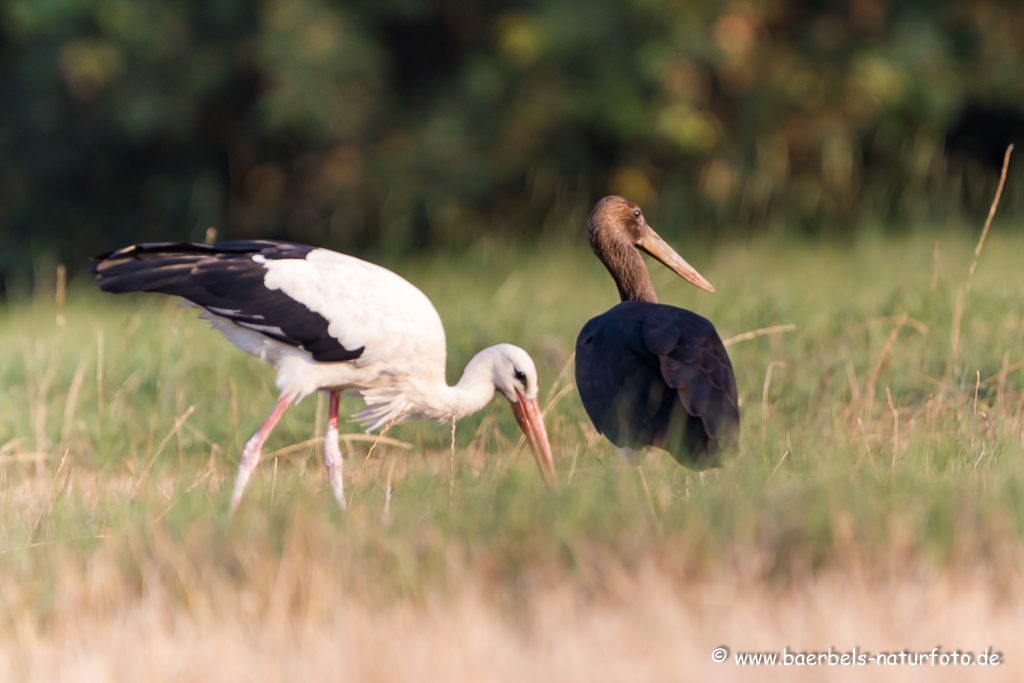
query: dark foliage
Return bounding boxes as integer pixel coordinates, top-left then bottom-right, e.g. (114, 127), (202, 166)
(2, 0), (1024, 292)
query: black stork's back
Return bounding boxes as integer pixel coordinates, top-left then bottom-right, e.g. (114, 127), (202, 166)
(575, 301), (739, 469)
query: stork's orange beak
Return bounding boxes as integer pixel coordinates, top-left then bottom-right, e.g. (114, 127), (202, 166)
(509, 392), (556, 487)
(637, 225), (716, 294)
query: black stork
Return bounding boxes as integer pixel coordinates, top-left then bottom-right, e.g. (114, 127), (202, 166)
(575, 196), (739, 469)
(93, 240), (556, 513)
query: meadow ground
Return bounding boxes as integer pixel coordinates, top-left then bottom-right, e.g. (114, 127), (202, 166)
(1, 224), (1024, 681)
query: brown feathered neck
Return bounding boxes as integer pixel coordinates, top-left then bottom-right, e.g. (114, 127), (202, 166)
(587, 196), (659, 304)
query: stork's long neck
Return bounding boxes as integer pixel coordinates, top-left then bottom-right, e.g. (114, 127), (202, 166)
(591, 233), (659, 304)
(355, 347), (507, 430)
(428, 349), (502, 421)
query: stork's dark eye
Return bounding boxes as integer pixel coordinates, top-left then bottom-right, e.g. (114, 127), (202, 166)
(632, 208), (641, 218)
(513, 368), (527, 385)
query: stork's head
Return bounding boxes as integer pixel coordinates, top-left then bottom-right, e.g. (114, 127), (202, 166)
(487, 344), (556, 486)
(586, 195), (716, 297)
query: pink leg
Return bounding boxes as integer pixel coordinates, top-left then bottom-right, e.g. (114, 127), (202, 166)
(322, 390), (347, 511)
(230, 394), (293, 514)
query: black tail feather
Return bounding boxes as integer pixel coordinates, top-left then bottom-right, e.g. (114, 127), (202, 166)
(91, 240), (305, 297)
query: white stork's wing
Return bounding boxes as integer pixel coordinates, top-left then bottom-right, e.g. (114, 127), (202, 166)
(93, 241), (448, 369)
(260, 248), (448, 370)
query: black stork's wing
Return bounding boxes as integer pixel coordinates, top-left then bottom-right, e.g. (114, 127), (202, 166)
(92, 240), (363, 362)
(641, 306), (739, 458)
(576, 301), (739, 468)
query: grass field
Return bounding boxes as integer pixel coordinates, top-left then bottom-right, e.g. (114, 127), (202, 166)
(2, 223), (1024, 680)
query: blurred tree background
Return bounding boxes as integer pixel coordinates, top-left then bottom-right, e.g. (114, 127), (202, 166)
(1, 0), (1023, 295)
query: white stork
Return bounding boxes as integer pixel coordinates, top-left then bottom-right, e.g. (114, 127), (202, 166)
(92, 241), (556, 513)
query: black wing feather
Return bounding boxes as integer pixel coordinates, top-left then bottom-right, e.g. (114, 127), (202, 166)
(576, 301), (739, 469)
(92, 240), (363, 362)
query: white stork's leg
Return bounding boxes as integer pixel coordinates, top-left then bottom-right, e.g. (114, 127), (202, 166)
(230, 394), (293, 514)
(322, 390), (348, 511)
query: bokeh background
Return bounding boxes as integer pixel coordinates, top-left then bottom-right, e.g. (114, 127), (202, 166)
(1, 0), (1023, 295)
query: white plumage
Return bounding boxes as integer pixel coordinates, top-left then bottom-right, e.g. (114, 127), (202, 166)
(93, 240), (556, 513)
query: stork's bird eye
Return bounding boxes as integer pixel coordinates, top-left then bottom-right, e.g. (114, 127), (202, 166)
(632, 208), (641, 218)
(514, 368), (527, 384)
